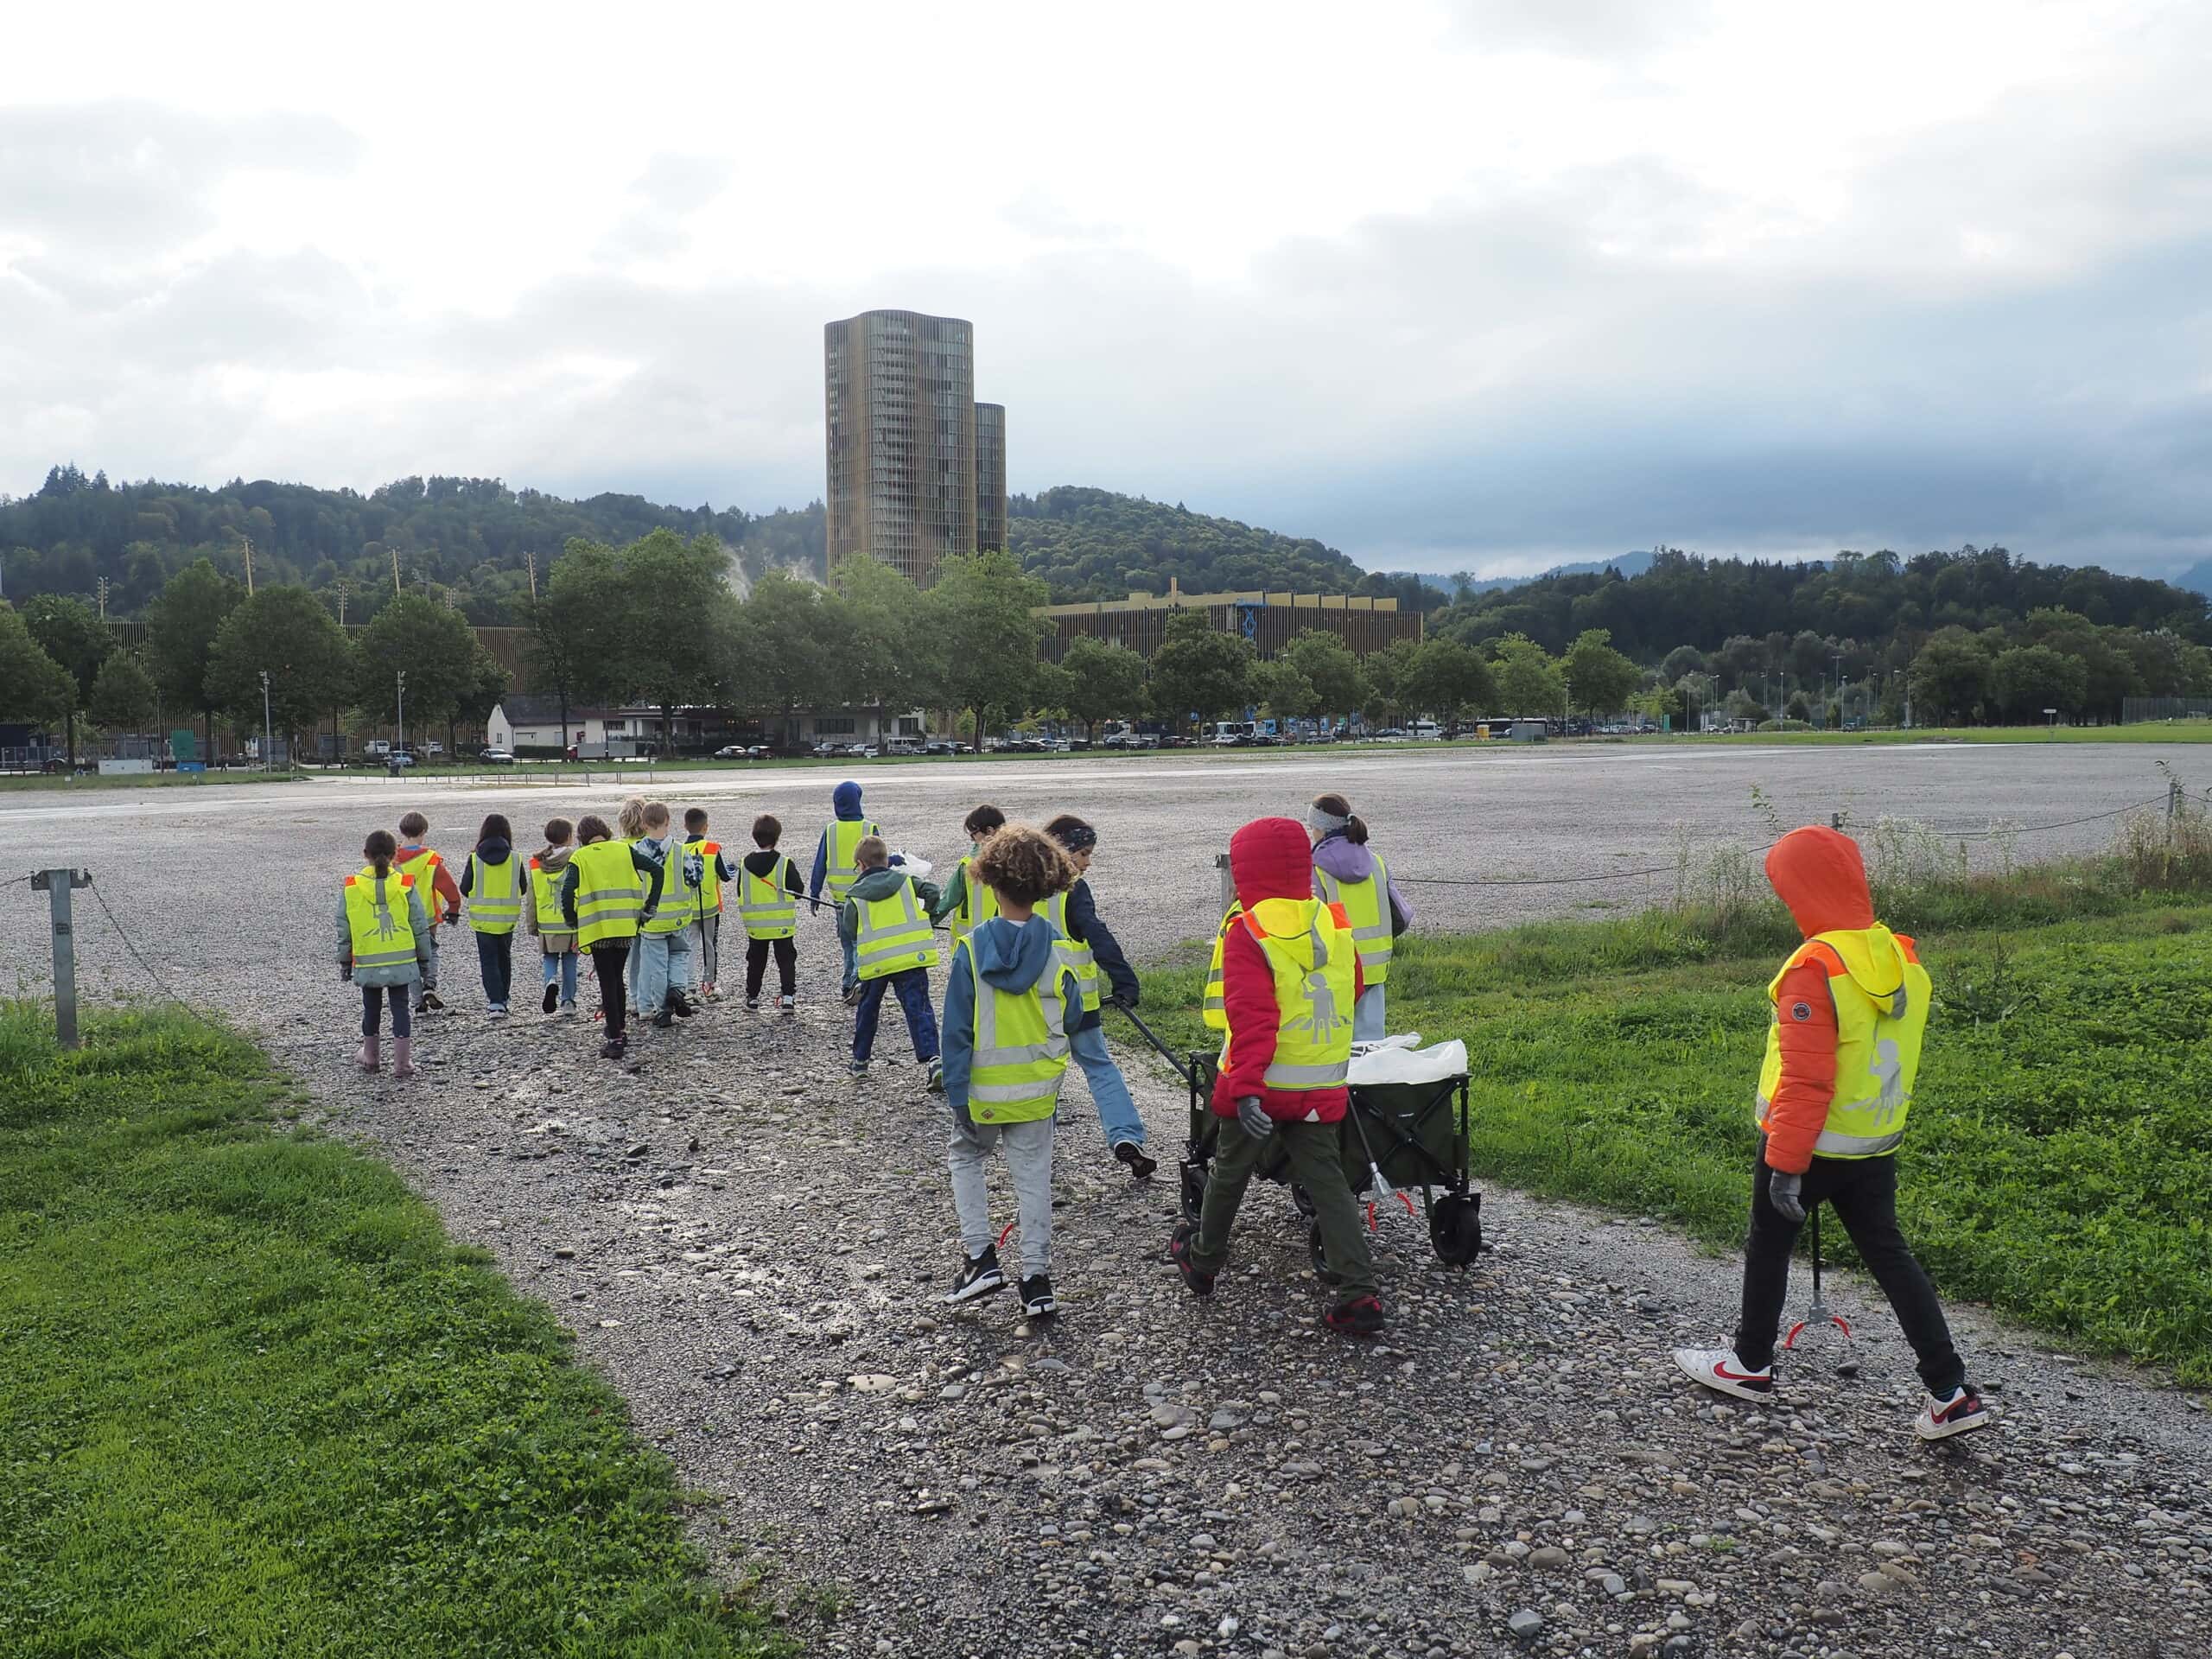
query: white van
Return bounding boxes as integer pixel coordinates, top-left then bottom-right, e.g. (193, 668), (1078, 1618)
(1408, 720), (1443, 741)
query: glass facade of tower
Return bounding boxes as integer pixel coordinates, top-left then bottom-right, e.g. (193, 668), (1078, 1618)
(824, 309), (980, 586)
(974, 402), (1007, 552)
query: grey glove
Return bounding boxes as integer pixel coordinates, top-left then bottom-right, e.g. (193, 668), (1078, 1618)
(1769, 1169), (1806, 1224)
(1236, 1096), (1274, 1140)
(950, 1096), (979, 1140)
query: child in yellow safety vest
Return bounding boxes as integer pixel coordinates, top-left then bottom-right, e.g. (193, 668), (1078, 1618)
(632, 802), (695, 1028)
(738, 813), (806, 1014)
(938, 823), (1084, 1320)
(395, 810), (461, 1014)
(683, 806), (738, 1001)
(459, 811), (522, 1017)
(810, 780), (881, 999)
(558, 813), (664, 1060)
(521, 817), (580, 1016)
(1674, 825), (1992, 1441)
(336, 829), (432, 1078)
(839, 835), (942, 1082)
(929, 803), (1006, 938)
(1307, 792), (1412, 1042)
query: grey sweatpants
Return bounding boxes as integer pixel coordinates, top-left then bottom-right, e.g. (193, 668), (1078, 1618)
(947, 1114), (1055, 1277)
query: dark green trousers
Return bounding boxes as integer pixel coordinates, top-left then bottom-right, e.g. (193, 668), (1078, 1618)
(1191, 1115), (1376, 1299)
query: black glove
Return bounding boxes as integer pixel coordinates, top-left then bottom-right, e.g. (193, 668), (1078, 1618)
(443, 909), (461, 926)
(950, 1096), (978, 1140)
(1236, 1096), (1274, 1140)
(340, 962), (353, 982)
(1107, 988), (1136, 1010)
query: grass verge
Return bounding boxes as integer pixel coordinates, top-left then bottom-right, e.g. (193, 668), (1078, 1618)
(0, 1005), (785, 1658)
(1135, 871), (2212, 1386)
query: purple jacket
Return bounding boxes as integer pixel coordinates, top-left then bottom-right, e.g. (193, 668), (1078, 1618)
(1312, 833), (1413, 933)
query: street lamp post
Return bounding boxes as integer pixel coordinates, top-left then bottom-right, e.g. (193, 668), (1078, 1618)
(1563, 677), (1573, 734)
(258, 670), (273, 772)
(396, 670), (408, 772)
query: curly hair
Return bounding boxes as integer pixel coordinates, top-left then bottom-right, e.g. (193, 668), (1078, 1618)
(615, 796), (648, 839)
(971, 823), (1077, 908)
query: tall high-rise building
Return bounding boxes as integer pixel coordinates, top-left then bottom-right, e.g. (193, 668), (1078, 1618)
(974, 402), (1007, 552)
(824, 309), (976, 585)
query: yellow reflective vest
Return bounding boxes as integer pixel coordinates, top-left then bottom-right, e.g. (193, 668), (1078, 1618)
(854, 878), (940, 981)
(739, 855), (798, 940)
(344, 868), (420, 970)
(530, 856), (575, 941)
(691, 840), (725, 916)
(822, 818), (880, 905)
(1756, 925), (1930, 1160)
(395, 848), (446, 929)
(642, 839), (692, 935)
(1243, 897), (1357, 1093)
(570, 840), (645, 948)
(1202, 902), (1243, 1033)
(962, 940), (1073, 1125)
(950, 855), (1001, 939)
(467, 853), (520, 935)
(1313, 851), (1392, 985)
(1041, 888), (1102, 1014)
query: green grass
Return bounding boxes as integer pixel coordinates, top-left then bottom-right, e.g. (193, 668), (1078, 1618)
(0, 1005), (786, 1658)
(0, 768), (315, 791)
(1137, 882), (2212, 1385)
(1640, 721), (2212, 747)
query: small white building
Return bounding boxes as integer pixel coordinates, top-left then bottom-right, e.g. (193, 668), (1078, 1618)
(486, 697), (927, 753)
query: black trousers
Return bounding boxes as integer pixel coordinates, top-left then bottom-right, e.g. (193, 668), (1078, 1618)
(1735, 1147), (1965, 1395)
(745, 935), (797, 999)
(591, 943), (631, 1037)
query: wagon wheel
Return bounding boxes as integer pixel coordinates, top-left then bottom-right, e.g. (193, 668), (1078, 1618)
(1429, 1192), (1484, 1266)
(1291, 1183), (1318, 1219)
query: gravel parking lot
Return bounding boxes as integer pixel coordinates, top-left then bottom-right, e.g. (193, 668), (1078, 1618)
(4, 742), (2208, 1657)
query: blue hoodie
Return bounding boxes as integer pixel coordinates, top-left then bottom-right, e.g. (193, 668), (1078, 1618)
(809, 780), (871, 901)
(939, 916), (1074, 1113)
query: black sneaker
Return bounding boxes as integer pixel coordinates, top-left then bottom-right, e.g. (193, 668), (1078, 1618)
(944, 1246), (1005, 1305)
(1018, 1274), (1057, 1319)
(651, 1010), (676, 1029)
(1115, 1141), (1159, 1181)
(671, 997), (697, 1019)
(601, 1037), (626, 1060)
(542, 982), (560, 1014)
(420, 990), (444, 1011)
(744, 996), (760, 1011)
(1167, 1224), (1216, 1296)
(842, 983), (863, 1007)
(1325, 1293), (1387, 1337)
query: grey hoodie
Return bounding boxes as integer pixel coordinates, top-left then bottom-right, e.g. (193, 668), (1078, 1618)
(334, 868), (434, 987)
(940, 916), (1071, 1112)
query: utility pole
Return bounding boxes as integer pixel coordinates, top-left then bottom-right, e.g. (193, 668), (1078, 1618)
(258, 670), (273, 771)
(242, 537), (256, 595)
(336, 576), (351, 625)
(397, 669), (408, 763)
(525, 548), (538, 602)
(391, 545), (403, 597)
(96, 575), (110, 620)
(30, 868), (94, 1050)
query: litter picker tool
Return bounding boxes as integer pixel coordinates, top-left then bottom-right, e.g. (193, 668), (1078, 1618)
(1111, 1002), (1196, 1090)
(1782, 1208), (1852, 1349)
(1342, 1090), (1417, 1229)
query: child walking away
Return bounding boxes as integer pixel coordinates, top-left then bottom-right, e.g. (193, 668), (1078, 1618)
(616, 796), (650, 1007)
(1169, 817), (1382, 1337)
(337, 830), (432, 1078)
(842, 836), (942, 1083)
(1673, 825), (1992, 1441)
(395, 811), (461, 1013)
(523, 817), (580, 1015)
(810, 781), (880, 1001)
(632, 802), (699, 1027)
(1308, 793), (1411, 1043)
(459, 812), (521, 1016)
(684, 807), (736, 1001)
(1042, 814), (1155, 1180)
(930, 804), (1006, 939)
(561, 814), (664, 1059)
(939, 823), (1083, 1319)
(739, 814), (806, 1013)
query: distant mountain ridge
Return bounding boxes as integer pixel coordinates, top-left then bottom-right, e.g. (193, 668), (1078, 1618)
(2175, 560), (2212, 598)
(1378, 550), (1656, 598)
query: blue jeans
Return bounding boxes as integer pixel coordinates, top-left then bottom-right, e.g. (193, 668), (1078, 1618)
(474, 929), (512, 1009)
(1354, 982), (1386, 1042)
(854, 968), (938, 1065)
(541, 949), (578, 1005)
(1070, 1020), (1144, 1148)
(635, 929), (692, 1013)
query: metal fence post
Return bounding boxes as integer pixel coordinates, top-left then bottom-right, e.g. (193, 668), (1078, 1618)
(29, 868), (94, 1050)
(1216, 851), (1235, 914)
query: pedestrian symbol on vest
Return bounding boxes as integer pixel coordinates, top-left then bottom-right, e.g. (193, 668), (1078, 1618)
(1869, 1038), (1905, 1126)
(1292, 966), (1347, 1044)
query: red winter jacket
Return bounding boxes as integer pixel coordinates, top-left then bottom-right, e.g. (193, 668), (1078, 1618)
(1759, 826), (1872, 1175)
(1214, 817), (1363, 1123)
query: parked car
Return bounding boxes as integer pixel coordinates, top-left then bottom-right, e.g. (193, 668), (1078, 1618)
(714, 744), (750, 759)
(811, 741), (850, 758)
(921, 739), (965, 756)
(479, 747), (516, 765)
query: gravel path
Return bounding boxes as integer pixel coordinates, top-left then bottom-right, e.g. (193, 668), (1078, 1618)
(5, 746), (2209, 1657)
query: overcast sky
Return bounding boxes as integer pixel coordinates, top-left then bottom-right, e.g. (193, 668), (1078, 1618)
(3, 1), (2208, 578)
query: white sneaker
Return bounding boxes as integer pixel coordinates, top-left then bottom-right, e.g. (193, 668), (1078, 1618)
(1914, 1386), (1993, 1440)
(1672, 1346), (1775, 1402)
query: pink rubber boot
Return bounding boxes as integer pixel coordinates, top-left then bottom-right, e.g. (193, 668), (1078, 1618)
(355, 1033), (381, 1072)
(391, 1036), (416, 1079)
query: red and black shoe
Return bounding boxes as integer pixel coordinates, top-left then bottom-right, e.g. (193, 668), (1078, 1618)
(1672, 1346), (1775, 1402)
(1167, 1224), (1215, 1296)
(1915, 1385), (1993, 1441)
(1325, 1293), (1387, 1337)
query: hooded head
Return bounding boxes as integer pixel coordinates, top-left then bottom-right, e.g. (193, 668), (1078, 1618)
(1230, 817), (1319, 911)
(833, 780), (864, 820)
(1765, 826), (1876, 938)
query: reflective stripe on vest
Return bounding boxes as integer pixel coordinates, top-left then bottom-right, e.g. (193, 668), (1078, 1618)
(1244, 899), (1357, 1091)
(467, 854), (520, 934)
(344, 869), (419, 968)
(643, 840), (692, 934)
(1755, 926), (1930, 1160)
(530, 857), (574, 936)
(739, 855), (798, 939)
(1202, 902), (1242, 1033)
(570, 840), (645, 948)
(967, 938), (1071, 1123)
(823, 818), (880, 903)
(1313, 851), (1392, 984)
(855, 879), (940, 980)
(395, 849), (443, 925)
(952, 855), (1001, 939)
(693, 840), (724, 915)
(1041, 888), (1101, 1014)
